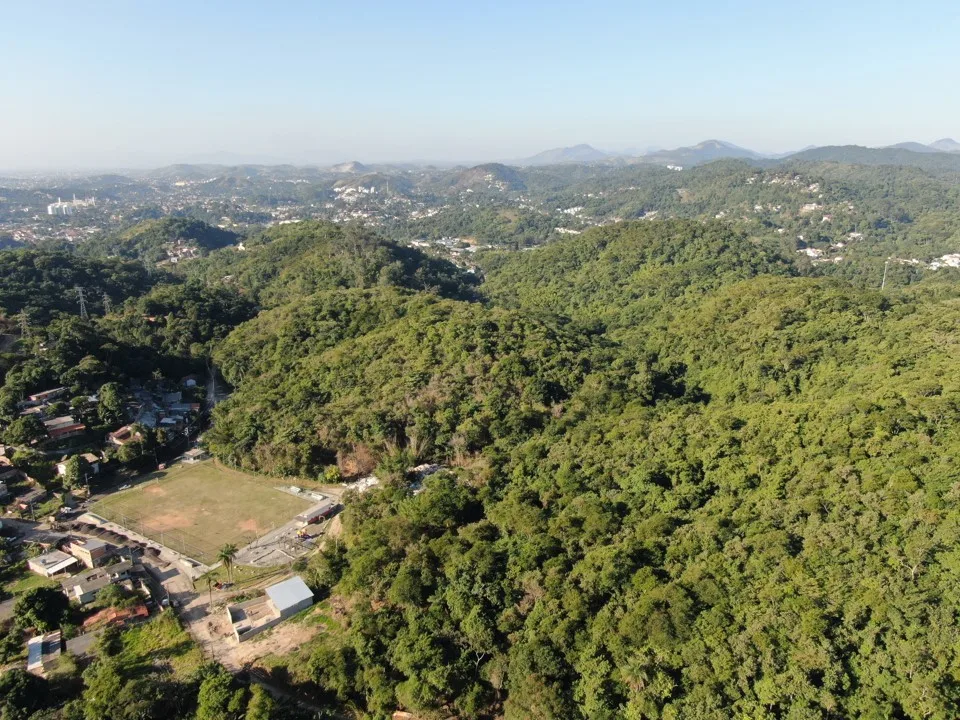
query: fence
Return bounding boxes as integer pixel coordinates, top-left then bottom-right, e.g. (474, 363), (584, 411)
(92, 505), (217, 564)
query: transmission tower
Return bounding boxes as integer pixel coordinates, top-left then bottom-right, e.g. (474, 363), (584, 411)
(74, 286), (89, 320)
(16, 312), (29, 337)
(102, 292), (112, 315)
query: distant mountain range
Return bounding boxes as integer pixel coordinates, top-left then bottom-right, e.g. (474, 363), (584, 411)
(514, 137), (960, 169)
(931, 138), (960, 153)
(520, 144), (612, 166)
(883, 140), (960, 154)
(107, 136), (960, 186)
(639, 140), (763, 165)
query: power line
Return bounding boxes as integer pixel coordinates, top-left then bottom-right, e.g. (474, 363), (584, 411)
(74, 286), (88, 319)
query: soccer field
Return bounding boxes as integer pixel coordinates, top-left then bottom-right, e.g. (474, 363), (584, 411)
(92, 461), (313, 563)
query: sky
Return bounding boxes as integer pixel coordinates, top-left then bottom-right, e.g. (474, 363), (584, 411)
(1, 0), (959, 169)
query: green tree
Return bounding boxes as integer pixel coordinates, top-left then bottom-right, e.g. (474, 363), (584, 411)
(97, 382), (125, 426)
(0, 668), (47, 720)
(61, 455), (92, 490)
(14, 587), (70, 632)
(3, 415), (45, 446)
(218, 544), (238, 583)
(244, 685), (275, 720)
(195, 665), (246, 720)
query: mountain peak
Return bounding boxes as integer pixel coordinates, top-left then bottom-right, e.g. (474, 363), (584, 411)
(640, 140), (762, 166)
(521, 144), (609, 166)
(330, 160), (369, 173)
(931, 138), (960, 153)
(886, 142), (939, 153)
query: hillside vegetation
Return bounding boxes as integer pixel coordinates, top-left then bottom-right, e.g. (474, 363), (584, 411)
(189, 220), (478, 307)
(191, 218), (960, 718)
(79, 217), (240, 263)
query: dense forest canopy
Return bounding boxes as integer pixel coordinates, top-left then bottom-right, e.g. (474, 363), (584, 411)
(78, 217), (241, 264)
(0, 251), (154, 323)
(192, 218), (960, 717)
(188, 221), (478, 307)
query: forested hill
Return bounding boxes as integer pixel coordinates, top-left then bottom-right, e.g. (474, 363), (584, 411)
(0, 251), (153, 322)
(79, 217), (240, 263)
(188, 220), (478, 307)
(787, 145), (960, 173)
(197, 217), (960, 718)
(478, 219), (796, 328)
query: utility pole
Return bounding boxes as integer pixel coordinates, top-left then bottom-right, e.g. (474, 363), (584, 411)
(881, 259), (890, 291)
(74, 286), (88, 319)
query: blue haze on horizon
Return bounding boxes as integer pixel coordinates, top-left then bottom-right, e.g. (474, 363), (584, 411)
(1, 0), (958, 169)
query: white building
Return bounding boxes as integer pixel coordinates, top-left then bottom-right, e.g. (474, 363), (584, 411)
(47, 195), (96, 216)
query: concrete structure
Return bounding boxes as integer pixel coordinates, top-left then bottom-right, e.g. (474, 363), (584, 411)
(294, 498), (338, 525)
(226, 575), (314, 642)
(26, 631), (63, 675)
(0, 456), (22, 484)
(68, 538), (112, 568)
(267, 575), (315, 617)
(28, 550), (79, 577)
(108, 425), (143, 447)
(182, 447), (209, 464)
(17, 488), (47, 512)
(62, 559), (134, 605)
(27, 387), (67, 404)
(56, 453), (101, 477)
(44, 416), (87, 441)
(47, 195), (95, 216)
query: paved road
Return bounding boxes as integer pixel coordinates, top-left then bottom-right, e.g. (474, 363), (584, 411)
(67, 626), (105, 657)
(0, 597), (15, 622)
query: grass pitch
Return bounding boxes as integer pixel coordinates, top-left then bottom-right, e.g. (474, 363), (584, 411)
(92, 460), (312, 562)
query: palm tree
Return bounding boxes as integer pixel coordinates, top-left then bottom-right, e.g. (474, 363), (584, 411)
(218, 543), (238, 582)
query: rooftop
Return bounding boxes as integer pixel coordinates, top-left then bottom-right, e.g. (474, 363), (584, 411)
(72, 537), (108, 552)
(28, 550), (78, 574)
(63, 560), (134, 598)
(27, 631), (62, 673)
(266, 575), (314, 613)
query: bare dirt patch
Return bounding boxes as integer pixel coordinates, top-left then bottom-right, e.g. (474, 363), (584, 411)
(237, 518), (261, 534)
(150, 512), (192, 531)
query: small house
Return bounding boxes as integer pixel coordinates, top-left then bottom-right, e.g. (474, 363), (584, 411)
(68, 538), (112, 568)
(28, 387), (67, 405)
(182, 448), (209, 464)
(56, 453), (101, 477)
(108, 425), (143, 447)
(267, 575), (314, 618)
(17, 488), (46, 512)
(62, 559), (134, 605)
(28, 550), (79, 577)
(0, 456), (23, 483)
(295, 499), (338, 525)
(226, 575), (315, 642)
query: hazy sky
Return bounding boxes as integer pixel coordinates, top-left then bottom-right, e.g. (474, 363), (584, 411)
(2, 0), (958, 169)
